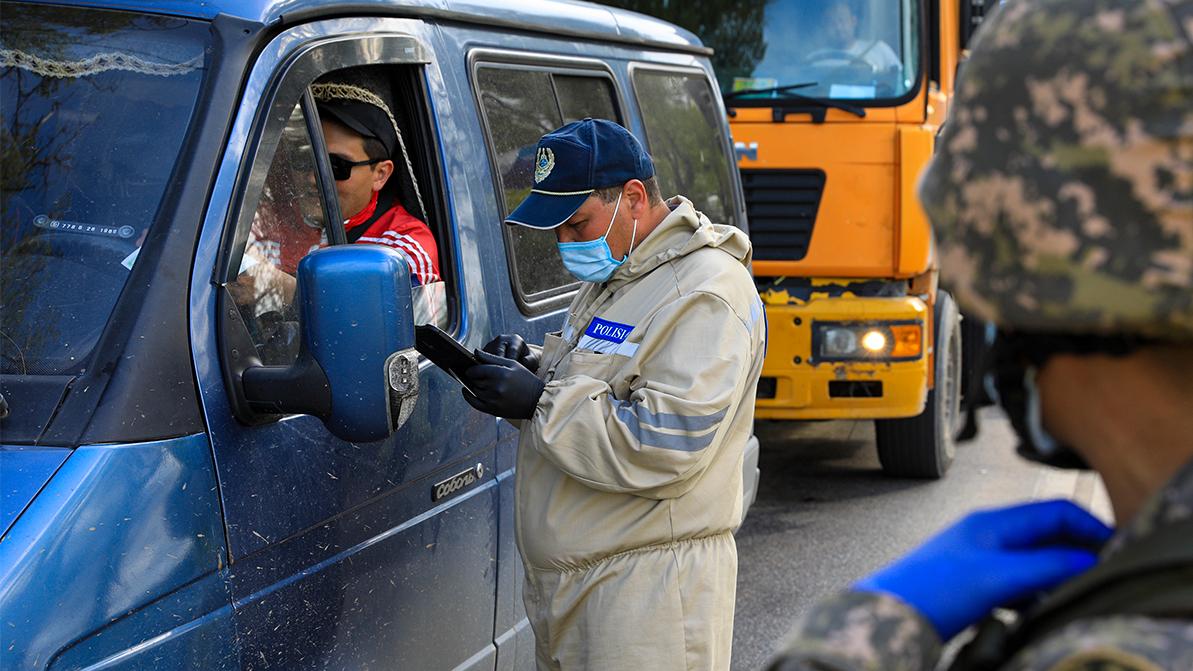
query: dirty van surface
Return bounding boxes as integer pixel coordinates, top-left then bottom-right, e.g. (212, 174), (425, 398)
(0, 1), (757, 669)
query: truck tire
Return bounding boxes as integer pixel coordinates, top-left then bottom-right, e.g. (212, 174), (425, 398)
(957, 309), (994, 441)
(874, 291), (963, 478)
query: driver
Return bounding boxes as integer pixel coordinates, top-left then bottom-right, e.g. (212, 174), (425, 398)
(311, 82), (440, 288)
(234, 81), (443, 322)
(816, 0), (900, 74)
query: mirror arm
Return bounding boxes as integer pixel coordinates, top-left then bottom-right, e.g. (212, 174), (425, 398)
(242, 353), (332, 417)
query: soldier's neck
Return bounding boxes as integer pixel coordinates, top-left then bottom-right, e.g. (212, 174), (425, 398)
(1039, 345), (1193, 525)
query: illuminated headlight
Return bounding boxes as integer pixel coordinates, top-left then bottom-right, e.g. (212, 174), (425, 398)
(814, 322), (923, 361)
(861, 330), (887, 353)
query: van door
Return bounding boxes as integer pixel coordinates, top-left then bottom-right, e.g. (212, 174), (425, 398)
(190, 22), (499, 670)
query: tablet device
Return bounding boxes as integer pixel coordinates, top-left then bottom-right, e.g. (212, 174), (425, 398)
(415, 324), (481, 378)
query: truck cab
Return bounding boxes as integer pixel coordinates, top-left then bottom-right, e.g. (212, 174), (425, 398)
(711, 0), (994, 476)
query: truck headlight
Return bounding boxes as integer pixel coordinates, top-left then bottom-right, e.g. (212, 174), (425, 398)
(814, 322), (923, 362)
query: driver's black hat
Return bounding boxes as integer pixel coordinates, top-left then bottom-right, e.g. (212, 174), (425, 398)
(311, 82), (398, 158)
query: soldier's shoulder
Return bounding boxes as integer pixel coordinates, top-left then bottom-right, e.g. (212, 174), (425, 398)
(1010, 615), (1193, 670)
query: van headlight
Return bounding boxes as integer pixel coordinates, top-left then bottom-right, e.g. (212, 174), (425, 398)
(813, 321), (923, 361)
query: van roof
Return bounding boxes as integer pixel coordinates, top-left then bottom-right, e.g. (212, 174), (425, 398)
(21, 0), (710, 55)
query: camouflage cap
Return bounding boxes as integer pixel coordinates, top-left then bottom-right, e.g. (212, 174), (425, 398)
(919, 0), (1193, 341)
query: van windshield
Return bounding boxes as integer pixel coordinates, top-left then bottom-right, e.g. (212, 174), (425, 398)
(1, 4), (207, 376)
(726, 0), (921, 103)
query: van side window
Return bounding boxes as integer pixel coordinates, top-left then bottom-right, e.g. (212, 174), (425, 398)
(632, 69), (737, 228)
(555, 75), (618, 123)
(474, 64), (622, 312)
(227, 64), (453, 369)
(309, 69), (450, 331)
(231, 102), (329, 365)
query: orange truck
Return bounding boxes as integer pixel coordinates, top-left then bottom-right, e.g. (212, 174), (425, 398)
(606, 0), (997, 477)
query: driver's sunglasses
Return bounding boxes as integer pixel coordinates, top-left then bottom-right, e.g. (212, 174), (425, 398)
(328, 153), (383, 181)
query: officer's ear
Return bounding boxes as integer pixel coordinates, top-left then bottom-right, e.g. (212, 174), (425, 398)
(623, 179), (650, 219)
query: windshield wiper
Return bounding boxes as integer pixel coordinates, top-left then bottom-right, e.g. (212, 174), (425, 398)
(723, 82), (817, 101)
(776, 91), (866, 120)
(724, 84), (866, 121)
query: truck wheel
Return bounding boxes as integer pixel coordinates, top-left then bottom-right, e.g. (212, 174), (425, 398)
(874, 291), (963, 478)
(956, 309), (994, 441)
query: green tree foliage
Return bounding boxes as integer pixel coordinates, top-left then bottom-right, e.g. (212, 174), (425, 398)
(603, 0), (769, 89)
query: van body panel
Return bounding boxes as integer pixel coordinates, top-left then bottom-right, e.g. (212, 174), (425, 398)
(0, 445), (69, 537)
(224, 477), (502, 670)
(0, 435), (231, 671)
(20, 0), (705, 54)
(49, 572), (239, 671)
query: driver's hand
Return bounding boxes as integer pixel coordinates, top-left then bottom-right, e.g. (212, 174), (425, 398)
(228, 251), (296, 313)
(228, 269), (259, 306)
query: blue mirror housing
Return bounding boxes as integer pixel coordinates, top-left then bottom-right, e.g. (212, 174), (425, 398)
(242, 245), (418, 443)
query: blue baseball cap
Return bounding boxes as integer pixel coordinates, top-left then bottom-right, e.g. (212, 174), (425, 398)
(504, 118), (655, 230)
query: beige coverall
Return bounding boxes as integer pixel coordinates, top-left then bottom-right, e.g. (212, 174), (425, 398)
(515, 197), (766, 670)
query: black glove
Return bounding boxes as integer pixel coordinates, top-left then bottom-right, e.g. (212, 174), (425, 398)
(462, 349), (545, 420)
(482, 334), (540, 374)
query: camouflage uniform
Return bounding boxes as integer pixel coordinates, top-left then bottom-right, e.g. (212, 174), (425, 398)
(769, 0), (1193, 668)
(768, 460), (1193, 670)
(921, 0), (1193, 343)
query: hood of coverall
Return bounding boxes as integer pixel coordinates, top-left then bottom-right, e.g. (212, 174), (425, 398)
(605, 196), (753, 291)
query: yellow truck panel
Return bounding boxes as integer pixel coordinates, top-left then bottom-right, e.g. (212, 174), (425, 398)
(755, 296), (929, 420)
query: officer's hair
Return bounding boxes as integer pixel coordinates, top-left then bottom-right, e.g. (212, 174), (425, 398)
(593, 177), (663, 206)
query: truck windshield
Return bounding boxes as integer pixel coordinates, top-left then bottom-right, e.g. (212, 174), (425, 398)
(1, 4), (207, 376)
(724, 0), (920, 103)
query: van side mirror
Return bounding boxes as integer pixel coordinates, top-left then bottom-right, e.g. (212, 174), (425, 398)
(239, 246), (420, 442)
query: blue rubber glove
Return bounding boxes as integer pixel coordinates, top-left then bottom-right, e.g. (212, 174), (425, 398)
(461, 349), (545, 420)
(853, 499), (1113, 640)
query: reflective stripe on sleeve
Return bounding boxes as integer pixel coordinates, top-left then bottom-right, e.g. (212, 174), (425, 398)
(614, 402), (725, 452)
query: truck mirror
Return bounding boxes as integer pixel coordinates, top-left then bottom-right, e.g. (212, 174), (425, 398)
(241, 245), (420, 442)
(961, 0), (998, 49)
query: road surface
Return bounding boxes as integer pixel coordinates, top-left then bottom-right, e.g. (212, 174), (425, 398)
(732, 409), (1111, 670)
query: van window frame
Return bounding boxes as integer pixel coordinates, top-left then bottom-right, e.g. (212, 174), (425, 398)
(214, 32), (458, 425)
(216, 34), (436, 285)
(626, 61), (746, 231)
(469, 49), (628, 316)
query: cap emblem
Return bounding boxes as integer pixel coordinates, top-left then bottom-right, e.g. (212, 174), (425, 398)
(534, 147), (555, 184)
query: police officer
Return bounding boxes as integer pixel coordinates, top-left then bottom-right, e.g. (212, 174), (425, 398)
(462, 118), (766, 670)
(768, 0), (1193, 669)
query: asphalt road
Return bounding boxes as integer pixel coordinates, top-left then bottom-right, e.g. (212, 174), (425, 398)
(730, 409), (1111, 670)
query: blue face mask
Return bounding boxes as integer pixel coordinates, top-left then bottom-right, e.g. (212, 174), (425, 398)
(557, 191), (637, 283)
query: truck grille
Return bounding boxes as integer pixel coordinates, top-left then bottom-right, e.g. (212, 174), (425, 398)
(740, 169), (825, 262)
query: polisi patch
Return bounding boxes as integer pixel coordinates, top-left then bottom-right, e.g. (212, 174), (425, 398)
(585, 317), (633, 344)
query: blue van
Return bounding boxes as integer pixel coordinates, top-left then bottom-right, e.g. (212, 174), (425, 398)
(0, 1), (759, 668)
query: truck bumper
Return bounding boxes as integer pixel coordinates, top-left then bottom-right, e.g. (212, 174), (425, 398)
(756, 296), (930, 420)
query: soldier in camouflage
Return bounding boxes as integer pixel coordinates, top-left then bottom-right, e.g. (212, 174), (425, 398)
(768, 0), (1193, 669)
